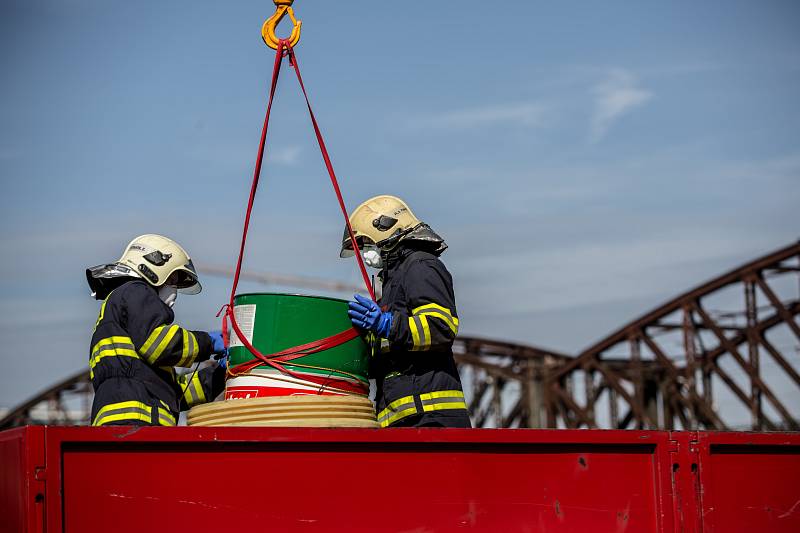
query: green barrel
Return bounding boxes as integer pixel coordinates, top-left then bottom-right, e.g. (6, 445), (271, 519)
(228, 293), (369, 385)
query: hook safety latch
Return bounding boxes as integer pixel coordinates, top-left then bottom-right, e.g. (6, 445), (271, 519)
(262, 0), (302, 50)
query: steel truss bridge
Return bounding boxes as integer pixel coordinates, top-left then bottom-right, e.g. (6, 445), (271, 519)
(2, 242), (798, 431)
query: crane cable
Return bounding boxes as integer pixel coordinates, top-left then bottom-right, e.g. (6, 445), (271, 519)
(220, 38), (373, 395)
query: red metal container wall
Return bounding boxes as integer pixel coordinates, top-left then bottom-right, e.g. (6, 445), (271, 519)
(0, 427), (45, 533)
(694, 432), (800, 532)
(59, 434), (670, 532)
(2, 426), (798, 532)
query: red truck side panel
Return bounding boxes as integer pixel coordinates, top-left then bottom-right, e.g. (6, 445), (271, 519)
(49, 427), (675, 533)
(2, 426), (797, 533)
(61, 440), (664, 532)
(695, 432), (800, 532)
(0, 426), (46, 533)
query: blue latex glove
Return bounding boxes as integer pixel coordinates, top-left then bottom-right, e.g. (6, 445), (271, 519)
(348, 294), (392, 337)
(208, 330), (227, 356)
(216, 354), (228, 370)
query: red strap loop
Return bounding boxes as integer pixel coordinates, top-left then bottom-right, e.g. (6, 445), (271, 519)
(222, 39), (372, 394)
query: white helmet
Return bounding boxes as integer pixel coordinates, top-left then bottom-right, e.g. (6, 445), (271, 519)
(87, 234), (201, 299)
(340, 195), (446, 258)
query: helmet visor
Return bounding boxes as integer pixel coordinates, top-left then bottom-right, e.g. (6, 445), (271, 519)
(172, 260), (202, 295)
(339, 227), (375, 258)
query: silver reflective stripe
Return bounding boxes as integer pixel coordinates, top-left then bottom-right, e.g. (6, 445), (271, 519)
(419, 310), (458, 334)
(412, 315), (427, 349)
(421, 396), (466, 407)
(158, 411), (176, 426)
(185, 378), (202, 405)
(143, 327), (173, 359)
(93, 406), (152, 426)
(187, 332), (195, 359)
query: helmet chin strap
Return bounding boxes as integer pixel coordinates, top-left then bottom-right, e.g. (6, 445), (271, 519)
(158, 285), (178, 308)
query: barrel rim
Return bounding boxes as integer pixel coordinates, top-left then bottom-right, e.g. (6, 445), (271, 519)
(233, 292), (350, 305)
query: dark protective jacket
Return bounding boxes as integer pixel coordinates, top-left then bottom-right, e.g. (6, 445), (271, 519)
(374, 246), (471, 428)
(89, 280), (224, 426)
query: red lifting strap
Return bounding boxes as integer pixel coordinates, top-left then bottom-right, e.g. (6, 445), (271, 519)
(227, 326), (361, 376)
(223, 39), (372, 392)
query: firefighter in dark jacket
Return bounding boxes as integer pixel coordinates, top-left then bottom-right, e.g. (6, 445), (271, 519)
(341, 196), (471, 428)
(86, 234), (226, 426)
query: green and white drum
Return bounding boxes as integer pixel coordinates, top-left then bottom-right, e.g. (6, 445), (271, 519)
(224, 293), (370, 400)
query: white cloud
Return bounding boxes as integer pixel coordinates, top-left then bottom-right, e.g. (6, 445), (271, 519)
(266, 145), (302, 166)
(417, 102), (547, 129)
(454, 229), (759, 315)
(184, 143), (301, 168)
(590, 69), (653, 143)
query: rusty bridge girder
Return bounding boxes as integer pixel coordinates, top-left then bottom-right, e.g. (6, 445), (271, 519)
(456, 241), (800, 430)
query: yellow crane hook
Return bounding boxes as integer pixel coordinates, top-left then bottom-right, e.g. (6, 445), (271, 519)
(262, 0), (302, 50)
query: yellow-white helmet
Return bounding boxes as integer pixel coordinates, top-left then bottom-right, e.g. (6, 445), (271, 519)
(87, 234), (201, 299)
(340, 195), (446, 258)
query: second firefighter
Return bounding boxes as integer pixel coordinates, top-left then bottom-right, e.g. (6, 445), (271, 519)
(341, 195), (471, 428)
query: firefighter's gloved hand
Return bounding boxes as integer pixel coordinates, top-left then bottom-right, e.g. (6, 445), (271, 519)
(215, 354), (228, 370)
(208, 330), (227, 356)
(348, 294), (392, 337)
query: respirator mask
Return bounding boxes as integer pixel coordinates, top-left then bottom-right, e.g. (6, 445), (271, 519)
(362, 248), (383, 269)
(158, 285), (178, 308)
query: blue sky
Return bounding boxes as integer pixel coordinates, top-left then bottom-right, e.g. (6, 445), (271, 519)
(1, 0), (798, 408)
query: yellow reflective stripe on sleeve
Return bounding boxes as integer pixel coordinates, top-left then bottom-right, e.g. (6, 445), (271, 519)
(139, 326), (165, 355)
(412, 303), (459, 335)
(408, 315), (430, 351)
(192, 375), (206, 404)
(412, 303), (456, 316)
(181, 329), (189, 365)
(178, 330), (198, 366)
(157, 407), (177, 426)
(141, 325), (179, 364)
(409, 316), (421, 350)
(151, 325), (180, 362)
(188, 331), (198, 359)
(177, 328), (191, 367)
(420, 315), (431, 350)
(182, 373), (207, 407)
(419, 310), (458, 335)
